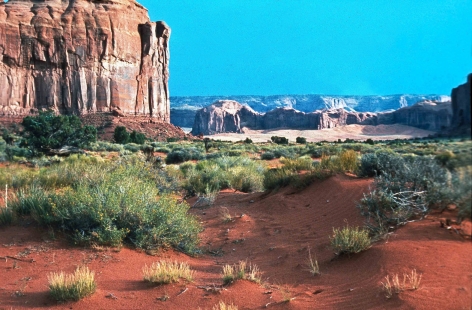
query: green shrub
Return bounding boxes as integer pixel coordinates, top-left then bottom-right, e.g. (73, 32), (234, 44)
(320, 150), (359, 173)
(183, 156), (265, 195)
(280, 157), (313, 171)
(261, 152), (275, 160)
(358, 153), (379, 177)
(263, 168), (298, 190)
(48, 266), (96, 302)
(9, 160), (202, 254)
(114, 126), (130, 144)
(227, 165), (265, 193)
(273, 148), (296, 159)
(330, 226), (371, 255)
(165, 147), (204, 164)
(435, 150), (455, 167)
(244, 137), (253, 144)
(21, 111), (96, 154)
(2, 128), (15, 145)
(358, 152), (471, 236)
(271, 136), (289, 145)
(130, 131), (146, 144)
(124, 143), (141, 153)
(88, 141), (124, 152)
(296, 137), (307, 144)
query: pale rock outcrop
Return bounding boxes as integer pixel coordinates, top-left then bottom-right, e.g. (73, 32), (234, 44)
(0, 0), (170, 121)
(191, 100), (453, 135)
(191, 100), (259, 135)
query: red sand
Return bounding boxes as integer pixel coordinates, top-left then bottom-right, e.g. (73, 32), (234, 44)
(1, 175), (471, 309)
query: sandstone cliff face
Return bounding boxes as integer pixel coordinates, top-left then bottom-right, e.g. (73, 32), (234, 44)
(451, 74), (471, 133)
(191, 100), (259, 135)
(0, 0), (170, 121)
(375, 101), (452, 131)
(191, 100), (452, 135)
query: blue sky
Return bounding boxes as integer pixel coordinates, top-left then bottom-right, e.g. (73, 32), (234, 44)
(140, 0), (472, 96)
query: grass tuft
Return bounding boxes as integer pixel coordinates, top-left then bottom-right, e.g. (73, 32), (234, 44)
(407, 269), (422, 290)
(307, 249), (320, 276)
(212, 301), (238, 310)
(381, 269), (422, 298)
(221, 261), (261, 285)
(48, 266), (96, 302)
(143, 261), (195, 285)
(330, 225), (371, 255)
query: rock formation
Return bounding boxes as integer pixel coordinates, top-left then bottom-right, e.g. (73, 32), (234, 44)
(451, 74), (471, 134)
(0, 0), (170, 121)
(171, 94), (449, 128)
(191, 100), (452, 135)
(375, 101), (452, 131)
(191, 100), (259, 135)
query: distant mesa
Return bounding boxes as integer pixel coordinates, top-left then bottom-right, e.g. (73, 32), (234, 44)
(172, 94), (450, 129)
(191, 98), (453, 136)
(0, 0), (171, 122)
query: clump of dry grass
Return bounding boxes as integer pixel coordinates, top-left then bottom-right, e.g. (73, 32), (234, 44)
(212, 301), (238, 310)
(381, 269), (422, 298)
(221, 260), (261, 285)
(219, 207), (233, 223)
(278, 284), (295, 303)
(307, 249), (320, 276)
(407, 269), (422, 290)
(48, 266), (96, 301)
(222, 264), (235, 285)
(143, 261), (195, 285)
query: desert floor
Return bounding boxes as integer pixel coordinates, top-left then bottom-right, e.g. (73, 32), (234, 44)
(205, 124), (436, 143)
(1, 174), (471, 310)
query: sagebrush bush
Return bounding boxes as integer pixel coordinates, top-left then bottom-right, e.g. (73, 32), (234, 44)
(330, 226), (371, 255)
(9, 159), (202, 254)
(280, 157), (313, 171)
(183, 156), (266, 195)
(358, 152), (471, 236)
(358, 153), (379, 177)
(320, 149), (359, 173)
(263, 168), (298, 190)
(261, 152), (275, 160)
(48, 266), (96, 302)
(165, 147), (204, 164)
(143, 261), (195, 284)
(88, 141), (125, 152)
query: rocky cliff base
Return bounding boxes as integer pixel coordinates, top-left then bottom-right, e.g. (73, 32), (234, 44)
(0, 114), (190, 142)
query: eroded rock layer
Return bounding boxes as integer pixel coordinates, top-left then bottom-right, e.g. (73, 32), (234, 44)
(191, 100), (452, 135)
(0, 0), (170, 121)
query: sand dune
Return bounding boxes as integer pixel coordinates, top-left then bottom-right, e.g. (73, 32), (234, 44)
(1, 174), (470, 309)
